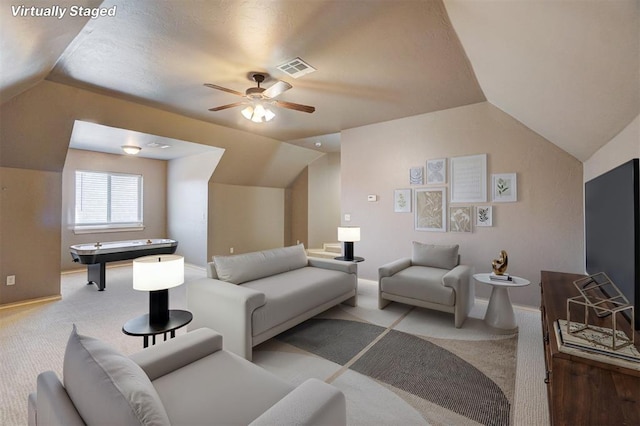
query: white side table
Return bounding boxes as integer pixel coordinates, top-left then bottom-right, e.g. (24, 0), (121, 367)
(473, 273), (530, 333)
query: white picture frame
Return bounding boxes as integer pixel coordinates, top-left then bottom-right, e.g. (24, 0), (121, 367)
(409, 167), (424, 185)
(492, 173), (517, 202)
(475, 205), (493, 227)
(450, 154), (487, 203)
(426, 158), (447, 184)
(450, 206), (472, 232)
(394, 189), (412, 213)
(415, 187), (446, 232)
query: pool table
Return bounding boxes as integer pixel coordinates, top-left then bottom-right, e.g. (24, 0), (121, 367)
(70, 239), (178, 291)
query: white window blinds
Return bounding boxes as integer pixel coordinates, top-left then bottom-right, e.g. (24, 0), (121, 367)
(75, 171), (143, 226)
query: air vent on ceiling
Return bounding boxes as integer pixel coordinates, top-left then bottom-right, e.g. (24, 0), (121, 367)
(277, 57), (316, 79)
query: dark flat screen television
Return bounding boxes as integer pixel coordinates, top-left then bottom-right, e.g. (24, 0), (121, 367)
(585, 158), (639, 329)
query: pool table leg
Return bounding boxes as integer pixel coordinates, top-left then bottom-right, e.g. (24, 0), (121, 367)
(87, 263), (106, 291)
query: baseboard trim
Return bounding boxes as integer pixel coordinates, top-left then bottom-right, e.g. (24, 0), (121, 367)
(0, 295), (61, 311)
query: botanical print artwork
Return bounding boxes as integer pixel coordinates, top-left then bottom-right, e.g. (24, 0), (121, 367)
(426, 158), (446, 184)
(450, 206), (472, 232)
(394, 189), (412, 213)
(492, 173), (517, 202)
(415, 188), (446, 232)
(476, 206), (493, 227)
(410, 167), (424, 185)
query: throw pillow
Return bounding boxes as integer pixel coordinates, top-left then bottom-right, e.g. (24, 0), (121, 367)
(214, 243), (308, 284)
(63, 325), (171, 426)
(411, 242), (459, 270)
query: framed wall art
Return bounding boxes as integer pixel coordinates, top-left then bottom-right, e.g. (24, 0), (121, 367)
(394, 189), (412, 213)
(426, 158), (447, 184)
(492, 173), (517, 202)
(450, 154), (487, 203)
(415, 187), (446, 232)
(475, 205), (493, 227)
(409, 167), (424, 185)
(450, 206), (472, 232)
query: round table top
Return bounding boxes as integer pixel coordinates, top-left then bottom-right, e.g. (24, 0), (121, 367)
(473, 273), (530, 287)
(122, 309), (192, 336)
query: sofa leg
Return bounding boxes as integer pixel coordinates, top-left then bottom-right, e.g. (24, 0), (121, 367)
(378, 296), (391, 310)
(342, 294), (357, 307)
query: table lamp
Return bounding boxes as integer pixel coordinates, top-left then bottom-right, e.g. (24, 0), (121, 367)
(133, 254), (184, 326)
(336, 226), (363, 262)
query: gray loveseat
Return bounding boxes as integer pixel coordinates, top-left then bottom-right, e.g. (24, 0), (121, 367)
(187, 244), (358, 360)
(28, 326), (346, 425)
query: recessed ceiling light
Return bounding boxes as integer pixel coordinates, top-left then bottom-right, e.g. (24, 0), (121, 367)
(122, 145), (141, 155)
(315, 142), (322, 147)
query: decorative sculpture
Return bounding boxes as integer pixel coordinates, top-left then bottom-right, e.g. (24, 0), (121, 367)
(491, 250), (508, 275)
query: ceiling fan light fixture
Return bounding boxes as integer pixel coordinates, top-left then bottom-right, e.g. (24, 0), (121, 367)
(122, 145), (141, 155)
(242, 102), (275, 123)
(241, 106), (254, 120)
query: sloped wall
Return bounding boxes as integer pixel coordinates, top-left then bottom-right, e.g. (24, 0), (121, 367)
(340, 102), (584, 307)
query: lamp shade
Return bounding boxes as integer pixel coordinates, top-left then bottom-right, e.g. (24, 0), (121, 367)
(133, 254), (184, 291)
(338, 226), (361, 242)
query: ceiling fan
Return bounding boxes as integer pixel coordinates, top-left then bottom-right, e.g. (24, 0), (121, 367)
(205, 73), (315, 122)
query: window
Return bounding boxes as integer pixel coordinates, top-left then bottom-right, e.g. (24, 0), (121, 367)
(75, 170), (143, 231)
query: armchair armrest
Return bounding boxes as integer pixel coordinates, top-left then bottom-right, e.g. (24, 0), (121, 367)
(129, 328), (223, 380)
(186, 278), (266, 360)
(442, 265), (475, 328)
(33, 371), (85, 426)
(378, 258), (411, 279)
(249, 378), (346, 426)
(308, 257), (357, 274)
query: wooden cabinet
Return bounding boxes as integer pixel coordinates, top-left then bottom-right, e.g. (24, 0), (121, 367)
(540, 271), (640, 425)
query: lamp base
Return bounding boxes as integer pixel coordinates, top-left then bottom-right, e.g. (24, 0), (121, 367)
(149, 289), (169, 326)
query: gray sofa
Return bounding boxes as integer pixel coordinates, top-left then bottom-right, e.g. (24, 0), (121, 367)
(28, 326), (346, 425)
(187, 244), (358, 360)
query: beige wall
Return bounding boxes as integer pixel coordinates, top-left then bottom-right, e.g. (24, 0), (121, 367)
(60, 149), (168, 271)
(0, 80), (320, 305)
(288, 168), (309, 247)
(583, 114), (640, 182)
(0, 168), (62, 304)
(341, 102), (584, 307)
(208, 183), (285, 258)
(168, 151), (223, 266)
(308, 152), (341, 249)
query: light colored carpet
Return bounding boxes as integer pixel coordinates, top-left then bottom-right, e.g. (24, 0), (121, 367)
(0, 264), (549, 425)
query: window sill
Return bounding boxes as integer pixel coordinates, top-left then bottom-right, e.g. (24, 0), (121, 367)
(73, 225), (145, 235)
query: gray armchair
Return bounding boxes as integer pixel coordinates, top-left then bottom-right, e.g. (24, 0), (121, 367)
(378, 243), (474, 328)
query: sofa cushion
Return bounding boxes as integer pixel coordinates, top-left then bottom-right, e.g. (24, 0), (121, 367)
(214, 244), (308, 284)
(151, 350), (293, 425)
(411, 242), (459, 270)
(381, 266), (455, 306)
(63, 325), (170, 426)
(246, 267), (355, 336)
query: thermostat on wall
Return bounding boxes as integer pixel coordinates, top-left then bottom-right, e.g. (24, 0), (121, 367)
(367, 194), (378, 202)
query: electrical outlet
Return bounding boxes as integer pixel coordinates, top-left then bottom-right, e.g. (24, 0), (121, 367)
(344, 214), (351, 222)
(230, 247), (234, 254)
(7, 275), (15, 286)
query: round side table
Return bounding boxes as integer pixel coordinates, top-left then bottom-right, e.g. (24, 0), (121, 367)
(473, 273), (530, 333)
(123, 309), (192, 348)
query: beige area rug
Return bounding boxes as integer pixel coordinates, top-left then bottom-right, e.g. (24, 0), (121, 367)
(0, 265), (548, 425)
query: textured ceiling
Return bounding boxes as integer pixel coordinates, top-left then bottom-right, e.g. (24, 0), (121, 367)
(1, 0), (638, 160)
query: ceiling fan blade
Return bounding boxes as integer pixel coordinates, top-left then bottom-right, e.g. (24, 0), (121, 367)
(204, 83), (245, 97)
(274, 100), (315, 113)
(208, 102), (246, 111)
(263, 80), (292, 99)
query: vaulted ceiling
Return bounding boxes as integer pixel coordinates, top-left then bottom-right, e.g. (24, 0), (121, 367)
(1, 0), (638, 161)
